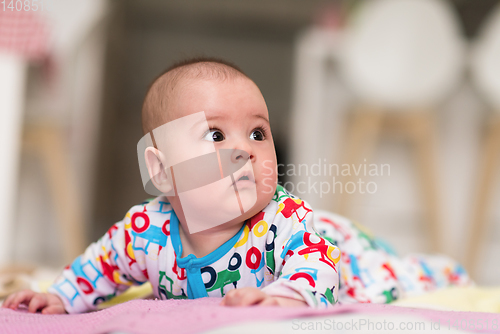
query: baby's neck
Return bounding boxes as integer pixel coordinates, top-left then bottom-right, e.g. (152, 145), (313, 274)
(166, 195), (251, 258)
(177, 221), (243, 258)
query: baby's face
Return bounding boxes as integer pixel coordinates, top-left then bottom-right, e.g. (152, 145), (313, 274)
(160, 76), (278, 229)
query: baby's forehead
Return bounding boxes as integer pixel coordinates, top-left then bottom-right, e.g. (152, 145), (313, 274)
(170, 76), (266, 114)
(143, 60), (263, 135)
(174, 74), (253, 93)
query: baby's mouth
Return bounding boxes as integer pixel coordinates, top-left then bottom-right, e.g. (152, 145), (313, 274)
(231, 170), (255, 187)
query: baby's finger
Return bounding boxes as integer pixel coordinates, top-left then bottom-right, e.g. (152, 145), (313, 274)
(257, 297), (279, 307)
(226, 289), (266, 306)
(41, 304), (66, 315)
(28, 294), (48, 313)
(6, 290), (35, 310)
(239, 293), (264, 306)
(2, 293), (17, 308)
(222, 289), (245, 306)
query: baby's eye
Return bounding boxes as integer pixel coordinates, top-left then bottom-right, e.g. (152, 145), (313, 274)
(203, 129), (225, 142)
(250, 129), (265, 141)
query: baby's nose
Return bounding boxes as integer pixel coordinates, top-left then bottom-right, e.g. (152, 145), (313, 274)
(231, 139), (255, 162)
(230, 149), (252, 163)
(218, 149), (251, 178)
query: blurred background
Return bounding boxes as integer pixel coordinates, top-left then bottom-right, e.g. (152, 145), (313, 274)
(1, 0), (499, 287)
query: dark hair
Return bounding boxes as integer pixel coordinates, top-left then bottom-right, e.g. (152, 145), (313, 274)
(141, 57), (249, 135)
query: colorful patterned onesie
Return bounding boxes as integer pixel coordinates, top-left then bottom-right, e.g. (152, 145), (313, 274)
(48, 185), (340, 313)
(312, 211), (471, 303)
(48, 185), (470, 313)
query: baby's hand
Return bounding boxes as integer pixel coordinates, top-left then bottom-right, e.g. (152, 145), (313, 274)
(220, 287), (307, 307)
(2, 289), (66, 314)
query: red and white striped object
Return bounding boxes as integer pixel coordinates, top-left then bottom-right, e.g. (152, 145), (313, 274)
(0, 8), (50, 61)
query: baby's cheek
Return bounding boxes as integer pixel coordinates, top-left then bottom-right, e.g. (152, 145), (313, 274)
(260, 185), (277, 211)
(258, 169), (277, 200)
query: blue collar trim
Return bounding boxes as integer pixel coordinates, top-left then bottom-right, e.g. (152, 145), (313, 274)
(170, 211), (245, 269)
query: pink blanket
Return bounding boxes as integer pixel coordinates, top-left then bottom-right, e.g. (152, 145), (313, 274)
(1, 298), (498, 334)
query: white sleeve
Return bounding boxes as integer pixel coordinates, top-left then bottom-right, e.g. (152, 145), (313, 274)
(262, 200), (340, 308)
(48, 206), (150, 313)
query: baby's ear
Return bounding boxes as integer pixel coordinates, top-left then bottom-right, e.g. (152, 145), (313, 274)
(144, 147), (173, 195)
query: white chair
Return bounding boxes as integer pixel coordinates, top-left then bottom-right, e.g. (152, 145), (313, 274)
(0, 54), (27, 265)
(337, 0), (466, 252)
(466, 4), (500, 276)
(24, 0), (108, 263)
(0, 0), (108, 266)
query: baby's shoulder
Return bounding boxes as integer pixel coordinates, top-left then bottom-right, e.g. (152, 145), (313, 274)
(271, 185), (313, 219)
(121, 196), (175, 230)
(259, 185), (314, 233)
(270, 184), (300, 203)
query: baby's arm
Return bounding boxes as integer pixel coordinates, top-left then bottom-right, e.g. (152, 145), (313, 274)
(8, 204), (150, 314)
(262, 236), (340, 307)
(222, 196), (340, 308)
(2, 215), (141, 314)
(2, 290), (66, 314)
(48, 216), (149, 313)
(261, 203), (340, 307)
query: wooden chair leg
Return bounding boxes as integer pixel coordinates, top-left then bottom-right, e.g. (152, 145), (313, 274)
(23, 125), (86, 263)
(465, 117), (500, 278)
(409, 112), (443, 253)
(337, 108), (384, 216)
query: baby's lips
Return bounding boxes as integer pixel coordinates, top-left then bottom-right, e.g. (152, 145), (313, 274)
(232, 169), (255, 186)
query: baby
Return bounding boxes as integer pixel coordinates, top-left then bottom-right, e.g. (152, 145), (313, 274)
(2, 58), (341, 314)
(3, 57), (471, 314)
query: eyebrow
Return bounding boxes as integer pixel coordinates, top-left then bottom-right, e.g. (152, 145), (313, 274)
(189, 113), (270, 132)
(190, 116), (212, 131)
(252, 114), (270, 124)
(194, 114), (269, 124)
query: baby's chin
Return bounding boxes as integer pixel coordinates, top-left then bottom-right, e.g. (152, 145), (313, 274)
(164, 179), (277, 226)
(242, 190), (276, 219)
